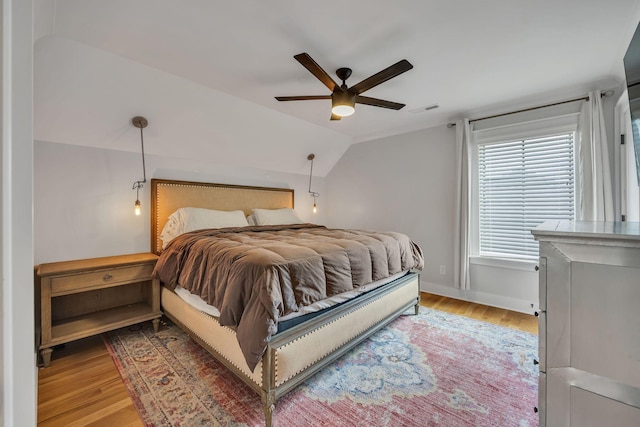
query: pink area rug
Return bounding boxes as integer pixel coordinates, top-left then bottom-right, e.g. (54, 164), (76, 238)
(105, 307), (538, 426)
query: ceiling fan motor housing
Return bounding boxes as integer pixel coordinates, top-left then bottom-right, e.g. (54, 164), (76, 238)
(336, 67), (352, 83)
(333, 89), (355, 106)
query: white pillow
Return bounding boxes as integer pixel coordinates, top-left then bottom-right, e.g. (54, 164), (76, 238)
(160, 215), (182, 248)
(247, 213), (257, 226)
(251, 208), (303, 226)
(160, 207), (249, 248)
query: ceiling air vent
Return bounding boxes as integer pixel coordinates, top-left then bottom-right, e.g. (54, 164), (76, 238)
(408, 104), (439, 114)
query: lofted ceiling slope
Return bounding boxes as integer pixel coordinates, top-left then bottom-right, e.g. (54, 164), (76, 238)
(33, 0), (640, 176)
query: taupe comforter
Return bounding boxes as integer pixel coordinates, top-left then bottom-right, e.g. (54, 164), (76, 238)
(152, 223), (424, 371)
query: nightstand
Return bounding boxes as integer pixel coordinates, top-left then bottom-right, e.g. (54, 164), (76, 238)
(36, 252), (162, 367)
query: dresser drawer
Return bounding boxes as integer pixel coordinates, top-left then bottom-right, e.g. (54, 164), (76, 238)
(50, 263), (155, 296)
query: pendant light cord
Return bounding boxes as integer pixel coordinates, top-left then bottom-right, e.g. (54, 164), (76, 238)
(132, 117), (148, 193)
(139, 125), (146, 183)
(308, 154), (319, 198)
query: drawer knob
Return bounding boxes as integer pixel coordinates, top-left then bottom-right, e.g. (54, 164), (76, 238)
(535, 265), (539, 271)
(103, 273), (113, 281)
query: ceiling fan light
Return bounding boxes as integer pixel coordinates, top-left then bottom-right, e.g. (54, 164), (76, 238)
(332, 104), (355, 117)
(331, 91), (356, 117)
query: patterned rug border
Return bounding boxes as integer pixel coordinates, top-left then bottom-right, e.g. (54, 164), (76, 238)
(104, 334), (157, 426)
(105, 306), (539, 427)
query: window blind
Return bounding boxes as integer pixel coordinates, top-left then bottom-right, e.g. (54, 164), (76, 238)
(478, 133), (575, 259)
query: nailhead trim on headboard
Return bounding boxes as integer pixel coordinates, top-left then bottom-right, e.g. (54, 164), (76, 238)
(151, 179), (294, 254)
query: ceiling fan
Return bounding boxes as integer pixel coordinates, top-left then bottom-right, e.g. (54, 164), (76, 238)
(275, 53), (413, 120)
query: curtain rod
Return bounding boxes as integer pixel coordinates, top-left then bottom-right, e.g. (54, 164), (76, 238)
(446, 90), (614, 128)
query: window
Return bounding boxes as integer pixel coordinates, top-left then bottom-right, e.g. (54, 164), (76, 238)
(471, 114), (578, 261)
(477, 134), (575, 259)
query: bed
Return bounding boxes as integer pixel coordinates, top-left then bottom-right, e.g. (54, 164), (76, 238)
(150, 178), (423, 426)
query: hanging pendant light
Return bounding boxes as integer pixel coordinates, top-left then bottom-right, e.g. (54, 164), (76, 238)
(131, 116), (148, 216)
(307, 153), (319, 213)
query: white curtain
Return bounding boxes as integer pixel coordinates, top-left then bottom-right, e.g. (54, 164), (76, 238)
(577, 90), (614, 221)
(454, 119), (471, 290)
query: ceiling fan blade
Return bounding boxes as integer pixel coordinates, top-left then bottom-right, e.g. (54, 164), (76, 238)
(275, 95), (331, 101)
(330, 113), (342, 121)
(294, 53), (340, 92)
(349, 59), (413, 95)
(355, 95), (405, 110)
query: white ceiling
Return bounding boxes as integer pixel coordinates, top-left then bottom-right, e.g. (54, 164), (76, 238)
(33, 0), (640, 175)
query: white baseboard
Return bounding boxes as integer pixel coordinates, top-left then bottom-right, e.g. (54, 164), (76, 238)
(420, 281), (536, 315)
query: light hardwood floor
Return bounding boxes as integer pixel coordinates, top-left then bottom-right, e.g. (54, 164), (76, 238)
(37, 293), (538, 426)
(37, 335), (144, 427)
(420, 293), (538, 334)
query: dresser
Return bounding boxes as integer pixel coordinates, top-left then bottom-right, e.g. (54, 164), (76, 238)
(531, 221), (640, 427)
(36, 253), (162, 367)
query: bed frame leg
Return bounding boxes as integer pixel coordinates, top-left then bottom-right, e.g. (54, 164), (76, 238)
(414, 302), (420, 315)
(262, 391), (275, 427)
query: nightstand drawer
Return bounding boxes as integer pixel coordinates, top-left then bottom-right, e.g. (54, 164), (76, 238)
(50, 263), (155, 296)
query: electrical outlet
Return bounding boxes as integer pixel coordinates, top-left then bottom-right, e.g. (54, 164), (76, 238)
(439, 265), (446, 275)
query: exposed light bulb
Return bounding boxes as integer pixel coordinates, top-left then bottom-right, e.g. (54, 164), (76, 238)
(134, 200), (141, 216)
(313, 202), (317, 213)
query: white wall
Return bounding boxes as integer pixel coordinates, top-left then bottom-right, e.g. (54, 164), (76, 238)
(2, 0), (36, 425)
(325, 125), (538, 312)
(34, 141), (325, 264)
(325, 125), (457, 287)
